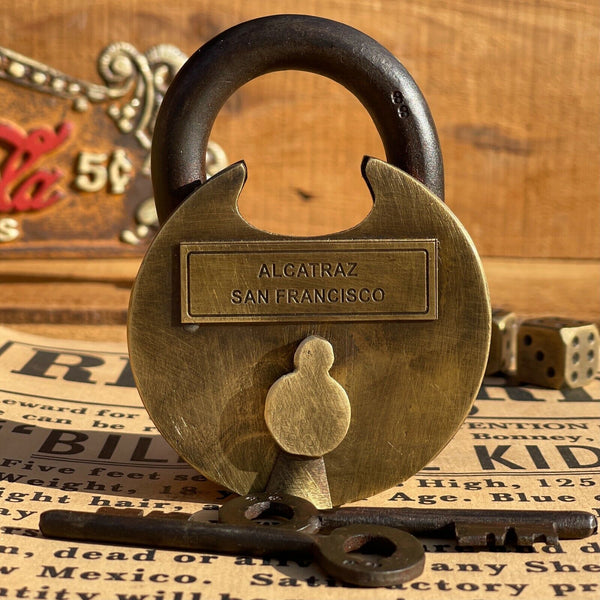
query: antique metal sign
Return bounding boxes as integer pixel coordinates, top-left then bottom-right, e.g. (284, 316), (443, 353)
(0, 43), (225, 256)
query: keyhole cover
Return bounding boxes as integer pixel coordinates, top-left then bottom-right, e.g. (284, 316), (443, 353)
(264, 335), (351, 457)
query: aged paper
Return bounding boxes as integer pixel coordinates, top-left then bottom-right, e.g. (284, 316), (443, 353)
(0, 325), (598, 599)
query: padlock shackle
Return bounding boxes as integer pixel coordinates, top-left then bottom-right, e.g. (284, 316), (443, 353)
(152, 14), (444, 224)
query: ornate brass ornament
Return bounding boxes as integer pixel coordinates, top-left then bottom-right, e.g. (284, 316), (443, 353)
(128, 15), (491, 508)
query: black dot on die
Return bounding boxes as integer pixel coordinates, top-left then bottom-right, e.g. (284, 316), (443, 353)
(524, 335), (532, 346)
(536, 351), (544, 361)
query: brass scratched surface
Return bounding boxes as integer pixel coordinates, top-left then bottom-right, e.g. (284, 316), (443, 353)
(128, 158), (491, 506)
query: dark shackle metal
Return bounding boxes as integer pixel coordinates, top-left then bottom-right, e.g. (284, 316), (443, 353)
(152, 14), (443, 224)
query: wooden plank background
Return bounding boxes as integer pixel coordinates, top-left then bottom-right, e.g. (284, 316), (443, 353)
(1, 0), (598, 330)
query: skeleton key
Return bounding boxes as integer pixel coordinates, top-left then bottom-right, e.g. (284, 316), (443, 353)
(39, 507), (425, 588)
(39, 493), (596, 587)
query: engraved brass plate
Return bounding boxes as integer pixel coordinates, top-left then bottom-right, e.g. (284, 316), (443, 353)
(180, 240), (437, 323)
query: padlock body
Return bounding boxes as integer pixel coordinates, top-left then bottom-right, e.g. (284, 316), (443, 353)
(128, 159), (490, 506)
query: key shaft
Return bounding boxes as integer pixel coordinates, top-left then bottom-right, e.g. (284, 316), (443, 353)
(40, 510), (314, 557)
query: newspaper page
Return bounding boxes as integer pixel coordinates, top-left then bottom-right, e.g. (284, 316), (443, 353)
(0, 325), (598, 600)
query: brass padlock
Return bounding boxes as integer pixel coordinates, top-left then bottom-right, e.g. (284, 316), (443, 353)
(129, 15), (491, 508)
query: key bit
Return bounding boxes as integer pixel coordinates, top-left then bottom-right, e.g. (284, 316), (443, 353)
(323, 507), (596, 545)
(453, 522), (559, 548)
(329, 508), (596, 547)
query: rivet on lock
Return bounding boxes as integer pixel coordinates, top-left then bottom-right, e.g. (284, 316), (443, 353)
(128, 15), (491, 509)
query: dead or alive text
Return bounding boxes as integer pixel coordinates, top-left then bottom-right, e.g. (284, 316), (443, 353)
(231, 287), (385, 305)
(258, 262), (358, 278)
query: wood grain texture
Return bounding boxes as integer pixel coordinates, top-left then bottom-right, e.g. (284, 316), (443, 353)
(0, 0), (597, 259)
(1, 256), (597, 330)
(483, 257), (600, 322)
(6, 323), (128, 343)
